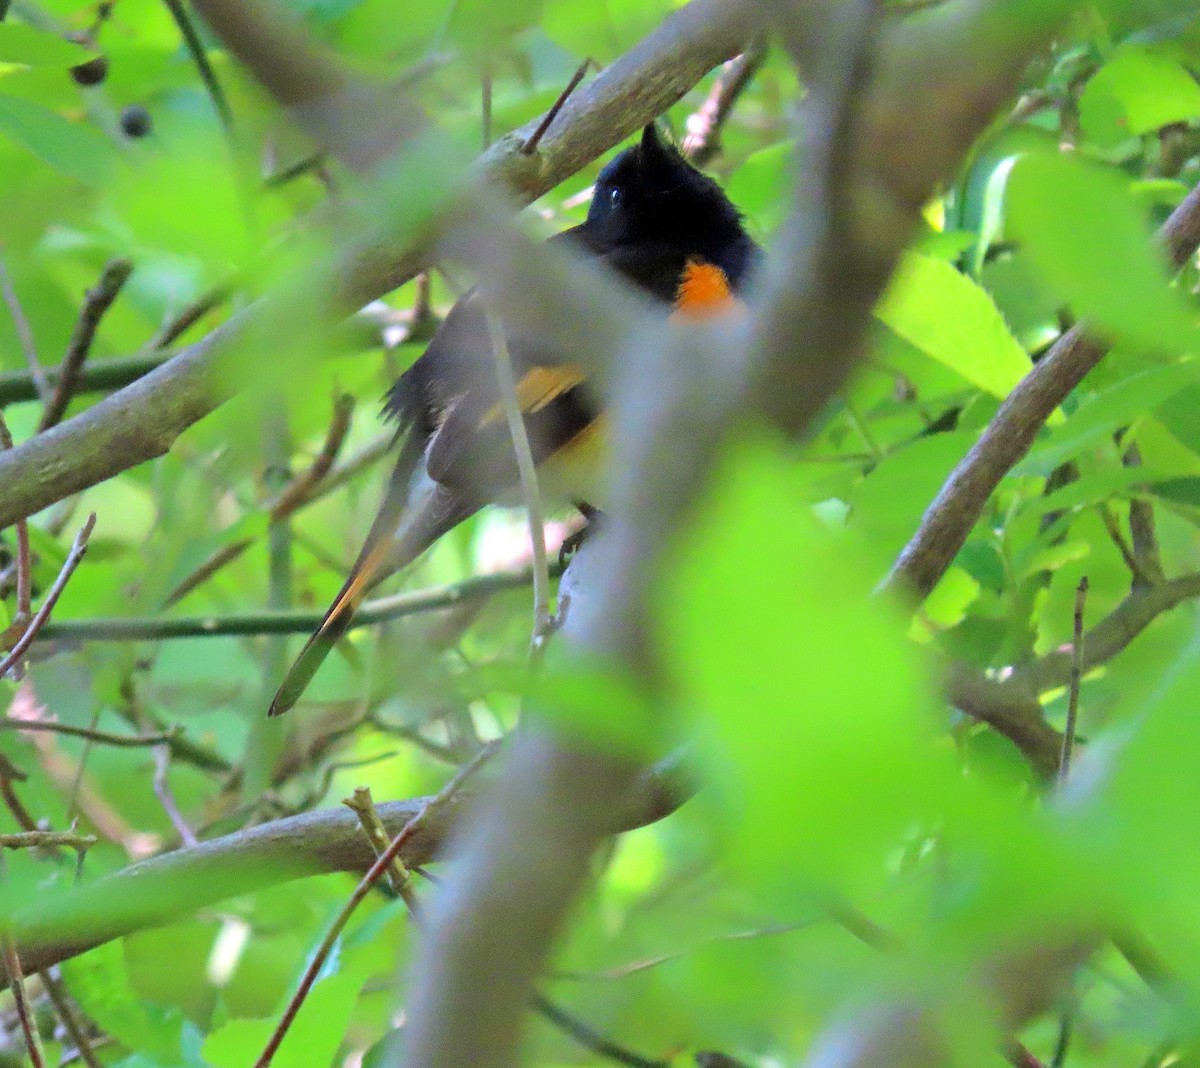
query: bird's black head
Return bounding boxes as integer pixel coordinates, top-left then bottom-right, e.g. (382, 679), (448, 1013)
(583, 124), (756, 284)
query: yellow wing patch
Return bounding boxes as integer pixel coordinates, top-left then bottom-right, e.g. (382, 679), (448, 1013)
(672, 260), (738, 320)
(479, 364), (586, 429)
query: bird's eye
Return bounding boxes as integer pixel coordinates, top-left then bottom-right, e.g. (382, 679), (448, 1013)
(609, 186), (622, 207)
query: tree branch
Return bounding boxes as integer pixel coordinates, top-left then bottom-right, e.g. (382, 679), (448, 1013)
(38, 563), (558, 642)
(1, 757), (688, 986)
(38, 259), (133, 432)
(885, 178), (1200, 602)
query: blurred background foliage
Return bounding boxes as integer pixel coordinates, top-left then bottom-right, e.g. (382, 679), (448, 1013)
(1, 0), (1200, 1066)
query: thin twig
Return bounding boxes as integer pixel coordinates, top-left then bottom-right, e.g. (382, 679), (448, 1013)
(147, 285), (231, 350)
(0, 251), (49, 402)
(163, 408), (371, 606)
(481, 63), (493, 149)
(1123, 444), (1164, 588)
(2, 930), (44, 1068)
(0, 415), (32, 632)
(0, 513), (97, 677)
(1058, 576), (1088, 784)
(0, 719), (179, 748)
(43, 562), (562, 642)
(530, 995), (669, 1068)
(153, 744), (198, 847)
(266, 395), (356, 520)
(1099, 505), (1144, 585)
(160, 0), (233, 128)
(485, 311), (553, 649)
(251, 742), (498, 1068)
(683, 38), (768, 164)
(39, 259), (134, 432)
(344, 786), (419, 912)
(0, 829), (97, 851)
(39, 967), (103, 1068)
(521, 58), (592, 154)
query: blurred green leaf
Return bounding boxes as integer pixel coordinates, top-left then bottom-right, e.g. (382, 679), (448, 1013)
(663, 437), (946, 893)
(1079, 45), (1200, 146)
(1007, 151), (1200, 355)
(62, 941), (186, 1062)
(0, 24), (93, 66)
(0, 93), (117, 184)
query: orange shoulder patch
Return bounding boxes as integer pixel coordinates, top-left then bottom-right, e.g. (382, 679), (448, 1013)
(672, 260), (738, 320)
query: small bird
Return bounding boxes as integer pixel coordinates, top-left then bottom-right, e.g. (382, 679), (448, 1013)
(268, 123), (761, 717)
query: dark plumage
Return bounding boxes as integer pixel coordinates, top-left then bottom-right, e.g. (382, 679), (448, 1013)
(268, 123), (761, 717)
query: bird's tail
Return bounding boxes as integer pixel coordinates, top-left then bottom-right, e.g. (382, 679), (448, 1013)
(267, 443), (477, 718)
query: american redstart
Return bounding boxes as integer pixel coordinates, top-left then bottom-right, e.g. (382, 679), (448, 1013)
(269, 123), (761, 717)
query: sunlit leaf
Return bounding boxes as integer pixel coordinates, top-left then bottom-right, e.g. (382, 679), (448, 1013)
(877, 253), (1032, 398)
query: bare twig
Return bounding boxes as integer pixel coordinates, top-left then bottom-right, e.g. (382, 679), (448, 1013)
(39, 260), (133, 432)
(252, 743), (498, 1068)
(485, 310), (553, 649)
(164, 403), (369, 606)
(39, 967), (102, 1068)
(344, 786), (419, 910)
(2, 929), (45, 1068)
(153, 745), (198, 847)
(0, 719), (179, 748)
(1012, 572), (1200, 696)
(0, 830), (97, 851)
(264, 394), (355, 521)
(147, 285), (231, 350)
(1057, 577), (1088, 784)
(683, 38), (768, 164)
(161, 0), (233, 128)
(522, 58), (592, 155)
(0, 415), (32, 633)
(1, 514), (97, 677)
(1123, 444), (1164, 587)
(530, 995), (668, 1068)
(46, 562), (561, 642)
(0, 251), (49, 402)
(481, 63), (493, 149)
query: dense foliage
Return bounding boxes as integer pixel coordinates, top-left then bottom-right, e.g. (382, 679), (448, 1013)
(2, 1), (1200, 1066)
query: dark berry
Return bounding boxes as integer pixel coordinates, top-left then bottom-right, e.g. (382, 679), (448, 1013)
(70, 53), (109, 86)
(120, 104), (152, 139)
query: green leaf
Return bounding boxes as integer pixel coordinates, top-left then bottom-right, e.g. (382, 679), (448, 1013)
(1006, 151), (1200, 355)
(1017, 360), (1200, 475)
(876, 253), (1032, 398)
(1080, 45), (1200, 147)
(202, 973), (362, 1068)
(0, 94), (117, 185)
(0, 24), (93, 66)
(662, 437), (947, 893)
(62, 942), (185, 1062)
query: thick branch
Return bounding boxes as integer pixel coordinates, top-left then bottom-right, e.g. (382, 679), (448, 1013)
(1, 759), (687, 986)
(943, 661), (1063, 779)
(885, 178), (1200, 602)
